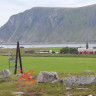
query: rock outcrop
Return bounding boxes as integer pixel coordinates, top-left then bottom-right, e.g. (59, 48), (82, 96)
(60, 75), (96, 85)
(37, 71), (58, 83)
(1, 5), (96, 43)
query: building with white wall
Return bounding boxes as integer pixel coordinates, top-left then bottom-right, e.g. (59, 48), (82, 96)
(78, 42), (96, 54)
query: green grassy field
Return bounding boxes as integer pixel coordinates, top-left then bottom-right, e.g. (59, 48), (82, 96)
(47, 47), (63, 51)
(0, 56), (96, 74)
(0, 48), (96, 96)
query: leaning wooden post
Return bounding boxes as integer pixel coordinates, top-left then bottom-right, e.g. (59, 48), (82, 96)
(14, 41), (23, 75)
(18, 43), (23, 73)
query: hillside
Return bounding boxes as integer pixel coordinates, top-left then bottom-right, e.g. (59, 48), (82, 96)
(0, 5), (96, 43)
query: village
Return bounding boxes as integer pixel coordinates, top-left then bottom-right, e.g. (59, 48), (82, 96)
(24, 42), (96, 55)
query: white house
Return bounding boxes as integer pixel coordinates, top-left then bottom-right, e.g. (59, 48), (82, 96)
(78, 48), (96, 54)
(39, 50), (55, 53)
(78, 42), (96, 54)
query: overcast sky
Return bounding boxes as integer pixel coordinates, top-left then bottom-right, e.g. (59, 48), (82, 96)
(0, 0), (96, 27)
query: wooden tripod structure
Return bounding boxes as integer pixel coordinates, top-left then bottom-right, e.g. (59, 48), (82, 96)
(14, 41), (23, 75)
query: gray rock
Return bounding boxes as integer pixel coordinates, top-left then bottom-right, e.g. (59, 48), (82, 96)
(30, 76), (35, 79)
(37, 71), (58, 83)
(60, 75), (96, 85)
(65, 87), (72, 90)
(66, 92), (72, 96)
(88, 95), (92, 96)
(51, 79), (59, 83)
(77, 88), (88, 90)
(79, 95), (92, 96)
(83, 70), (93, 73)
(12, 92), (25, 95)
(12, 74), (22, 77)
(0, 69), (11, 78)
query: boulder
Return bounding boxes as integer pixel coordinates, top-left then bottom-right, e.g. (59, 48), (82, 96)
(0, 69), (11, 78)
(60, 75), (96, 85)
(37, 71), (58, 83)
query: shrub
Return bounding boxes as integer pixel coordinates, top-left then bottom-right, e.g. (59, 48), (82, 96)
(60, 47), (70, 54)
(60, 47), (78, 54)
(69, 48), (78, 54)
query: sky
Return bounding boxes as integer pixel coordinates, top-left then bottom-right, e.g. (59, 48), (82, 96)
(0, 0), (96, 27)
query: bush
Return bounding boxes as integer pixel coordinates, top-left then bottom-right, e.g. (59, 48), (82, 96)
(69, 48), (78, 54)
(60, 47), (78, 54)
(60, 47), (70, 54)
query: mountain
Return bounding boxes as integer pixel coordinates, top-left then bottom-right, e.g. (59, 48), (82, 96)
(0, 5), (96, 44)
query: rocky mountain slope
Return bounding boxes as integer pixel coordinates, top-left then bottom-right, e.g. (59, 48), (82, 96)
(0, 5), (96, 43)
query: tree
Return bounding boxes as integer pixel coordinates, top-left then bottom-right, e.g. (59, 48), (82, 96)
(60, 47), (78, 54)
(60, 47), (70, 54)
(69, 48), (78, 54)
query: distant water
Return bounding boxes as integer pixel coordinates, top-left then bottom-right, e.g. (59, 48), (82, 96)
(0, 43), (96, 48)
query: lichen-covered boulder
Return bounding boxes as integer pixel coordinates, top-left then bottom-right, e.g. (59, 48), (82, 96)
(37, 71), (58, 83)
(0, 69), (11, 78)
(60, 75), (96, 85)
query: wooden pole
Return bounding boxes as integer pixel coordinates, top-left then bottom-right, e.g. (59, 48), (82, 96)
(18, 43), (23, 73)
(14, 41), (23, 75)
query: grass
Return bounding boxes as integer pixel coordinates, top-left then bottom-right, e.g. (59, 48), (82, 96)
(22, 56), (96, 73)
(0, 73), (96, 96)
(0, 48), (96, 96)
(46, 47), (63, 51)
(0, 56), (96, 74)
(0, 77), (18, 96)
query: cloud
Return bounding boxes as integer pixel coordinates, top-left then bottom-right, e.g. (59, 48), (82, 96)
(0, 0), (96, 27)
(13, 0), (96, 7)
(0, 1), (27, 27)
